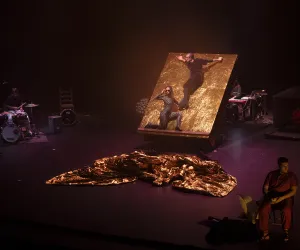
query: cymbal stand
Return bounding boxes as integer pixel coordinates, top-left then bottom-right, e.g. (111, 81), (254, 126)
(28, 106), (39, 137)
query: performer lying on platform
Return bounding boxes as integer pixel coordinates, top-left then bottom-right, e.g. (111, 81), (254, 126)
(176, 53), (223, 110)
(258, 157), (298, 242)
(145, 86), (182, 131)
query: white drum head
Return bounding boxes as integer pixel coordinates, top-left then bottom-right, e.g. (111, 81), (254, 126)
(2, 124), (20, 143)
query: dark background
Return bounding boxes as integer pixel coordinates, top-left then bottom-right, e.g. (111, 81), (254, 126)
(0, 0), (298, 121)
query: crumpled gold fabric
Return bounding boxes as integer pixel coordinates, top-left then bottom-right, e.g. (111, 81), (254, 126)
(46, 151), (237, 197)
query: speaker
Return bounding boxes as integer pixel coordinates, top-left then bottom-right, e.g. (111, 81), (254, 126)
(48, 116), (62, 134)
(273, 86), (300, 131)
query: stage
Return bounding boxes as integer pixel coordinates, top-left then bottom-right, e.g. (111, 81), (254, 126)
(1, 114), (300, 250)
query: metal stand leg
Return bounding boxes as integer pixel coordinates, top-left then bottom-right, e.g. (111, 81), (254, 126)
(263, 96), (268, 115)
(28, 107), (39, 137)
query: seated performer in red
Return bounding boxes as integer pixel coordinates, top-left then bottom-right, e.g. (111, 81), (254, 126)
(258, 157), (298, 242)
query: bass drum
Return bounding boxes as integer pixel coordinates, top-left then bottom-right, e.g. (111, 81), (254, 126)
(60, 109), (77, 126)
(0, 113), (8, 127)
(1, 123), (21, 143)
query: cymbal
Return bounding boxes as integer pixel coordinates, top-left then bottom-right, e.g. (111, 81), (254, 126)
(25, 103), (39, 108)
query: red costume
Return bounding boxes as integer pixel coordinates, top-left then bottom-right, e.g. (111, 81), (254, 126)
(258, 170), (298, 231)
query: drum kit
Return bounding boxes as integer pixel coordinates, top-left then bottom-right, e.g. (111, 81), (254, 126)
(0, 103), (39, 144)
(60, 109), (77, 126)
(227, 90), (268, 123)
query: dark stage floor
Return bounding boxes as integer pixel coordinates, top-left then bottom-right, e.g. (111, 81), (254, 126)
(1, 114), (300, 250)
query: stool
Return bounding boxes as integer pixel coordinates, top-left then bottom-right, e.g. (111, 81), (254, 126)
(270, 209), (294, 228)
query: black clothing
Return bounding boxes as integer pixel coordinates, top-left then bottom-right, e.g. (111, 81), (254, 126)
(4, 95), (22, 111)
(231, 84), (242, 97)
(186, 58), (213, 77)
(179, 58), (213, 110)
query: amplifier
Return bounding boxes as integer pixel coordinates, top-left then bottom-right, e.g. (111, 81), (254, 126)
(48, 116), (62, 134)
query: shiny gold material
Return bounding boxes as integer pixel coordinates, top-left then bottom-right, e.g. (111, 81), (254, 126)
(138, 53), (237, 138)
(46, 151), (237, 197)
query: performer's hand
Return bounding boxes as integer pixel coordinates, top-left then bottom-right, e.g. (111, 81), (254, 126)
(271, 197), (283, 204)
(271, 198), (278, 204)
(218, 56), (223, 62)
(277, 197), (284, 203)
(177, 55), (184, 61)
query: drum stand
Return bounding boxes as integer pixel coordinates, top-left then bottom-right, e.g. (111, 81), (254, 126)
(27, 107), (40, 137)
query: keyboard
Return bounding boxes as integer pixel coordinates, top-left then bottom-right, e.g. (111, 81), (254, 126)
(228, 98), (247, 104)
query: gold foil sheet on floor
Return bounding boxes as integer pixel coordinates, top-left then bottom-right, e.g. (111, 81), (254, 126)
(46, 151), (237, 197)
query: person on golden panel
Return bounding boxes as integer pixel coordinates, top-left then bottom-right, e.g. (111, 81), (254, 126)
(176, 53), (223, 110)
(145, 86), (182, 131)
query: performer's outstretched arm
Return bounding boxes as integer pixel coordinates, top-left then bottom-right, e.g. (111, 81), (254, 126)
(151, 90), (165, 101)
(176, 55), (223, 64)
(213, 57), (223, 62)
(204, 57), (223, 64)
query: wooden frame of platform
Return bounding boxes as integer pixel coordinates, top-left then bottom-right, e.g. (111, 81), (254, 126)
(137, 128), (209, 139)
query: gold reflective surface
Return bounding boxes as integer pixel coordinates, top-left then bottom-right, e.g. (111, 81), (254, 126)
(138, 53), (237, 137)
(46, 151), (237, 197)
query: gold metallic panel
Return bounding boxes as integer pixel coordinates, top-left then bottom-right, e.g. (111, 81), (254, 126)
(138, 53), (237, 138)
(46, 151), (237, 197)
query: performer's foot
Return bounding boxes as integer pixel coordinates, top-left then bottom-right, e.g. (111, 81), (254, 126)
(145, 123), (160, 129)
(284, 230), (289, 242)
(179, 105), (189, 111)
(260, 231), (270, 241)
(175, 127), (182, 131)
